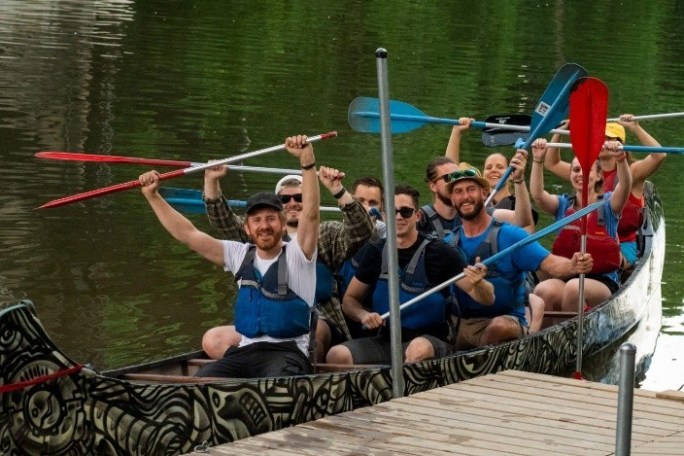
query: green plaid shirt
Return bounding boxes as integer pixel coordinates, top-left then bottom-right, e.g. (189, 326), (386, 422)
(204, 195), (374, 339)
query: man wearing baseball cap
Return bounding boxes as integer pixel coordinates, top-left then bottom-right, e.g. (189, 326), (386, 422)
(446, 160), (594, 348)
(202, 147), (374, 363)
(138, 135), (320, 378)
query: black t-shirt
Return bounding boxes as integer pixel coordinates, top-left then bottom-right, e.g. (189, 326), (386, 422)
(355, 234), (468, 289)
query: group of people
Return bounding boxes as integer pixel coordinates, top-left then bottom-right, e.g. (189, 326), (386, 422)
(137, 114), (665, 379)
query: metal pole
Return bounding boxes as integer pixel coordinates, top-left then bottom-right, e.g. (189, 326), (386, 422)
(375, 47), (404, 398)
(616, 342), (636, 456)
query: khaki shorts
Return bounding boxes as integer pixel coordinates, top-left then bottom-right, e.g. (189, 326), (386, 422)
(456, 316), (529, 349)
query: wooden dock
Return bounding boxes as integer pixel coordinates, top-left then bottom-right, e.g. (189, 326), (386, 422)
(184, 370), (684, 455)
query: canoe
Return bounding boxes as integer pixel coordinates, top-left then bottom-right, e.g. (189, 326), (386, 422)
(0, 182), (664, 455)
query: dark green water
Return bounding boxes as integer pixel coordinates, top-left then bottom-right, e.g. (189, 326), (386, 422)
(1, 0), (682, 390)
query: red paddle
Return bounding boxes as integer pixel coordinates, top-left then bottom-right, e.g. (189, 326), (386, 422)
(37, 132), (337, 209)
(35, 152), (199, 168)
(568, 77), (608, 379)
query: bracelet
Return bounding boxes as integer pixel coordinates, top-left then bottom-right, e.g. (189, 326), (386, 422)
(533, 159), (544, 164)
(332, 188), (347, 199)
(513, 178), (525, 184)
(301, 162), (316, 170)
(616, 154), (626, 162)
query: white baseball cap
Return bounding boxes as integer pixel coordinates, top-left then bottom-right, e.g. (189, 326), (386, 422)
(274, 175), (303, 194)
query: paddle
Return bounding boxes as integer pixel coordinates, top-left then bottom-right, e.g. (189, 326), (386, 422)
(348, 97), (534, 135)
(378, 198), (605, 321)
(35, 152), (305, 175)
(160, 187), (342, 215)
(483, 63), (588, 208)
(484, 111), (684, 147)
(481, 114), (532, 147)
(568, 77), (609, 380)
(37, 132), (337, 209)
(516, 141), (684, 155)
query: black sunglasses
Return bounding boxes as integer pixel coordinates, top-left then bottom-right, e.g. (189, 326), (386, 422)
(278, 194), (303, 204)
(394, 206), (416, 218)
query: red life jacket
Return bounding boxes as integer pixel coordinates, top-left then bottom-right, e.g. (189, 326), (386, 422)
(551, 196), (621, 274)
(602, 168), (644, 243)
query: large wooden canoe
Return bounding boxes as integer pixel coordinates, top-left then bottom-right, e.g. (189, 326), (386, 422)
(0, 183), (664, 455)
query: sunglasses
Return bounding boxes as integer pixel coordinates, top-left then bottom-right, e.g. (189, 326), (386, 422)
(394, 206), (416, 218)
(432, 173), (451, 183)
(446, 168), (480, 183)
(278, 193), (303, 204)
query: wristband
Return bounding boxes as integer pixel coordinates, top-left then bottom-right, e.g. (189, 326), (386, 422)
(533, 159), (544, 164)
(301, 162), (316, 170)
(513, 178), (524, 184)
(616, 154), (626, 162)
(332, 188), (347, 199)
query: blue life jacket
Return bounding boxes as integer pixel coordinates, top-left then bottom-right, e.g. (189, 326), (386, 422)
(372, 238), (450, 331)
(234, 245), (312, 339)
(315, 259), (335, 303)
(282, 231), (334, 304)
(420, 204), (460, 239)
(444, 221), (525, 320)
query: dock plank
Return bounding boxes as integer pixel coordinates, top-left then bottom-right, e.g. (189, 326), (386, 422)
(183, 371), (684, 456)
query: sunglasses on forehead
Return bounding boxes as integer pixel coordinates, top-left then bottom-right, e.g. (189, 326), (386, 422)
(278, 193), (303, 204)
(394, 206), (416, 218)
(446, 168), (480, 183)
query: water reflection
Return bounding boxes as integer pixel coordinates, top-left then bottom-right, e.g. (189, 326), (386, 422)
(1, 0), (683, 391)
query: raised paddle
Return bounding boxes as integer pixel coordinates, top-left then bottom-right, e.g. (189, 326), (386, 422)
(483, 63), (588, 208)
(37, 132), (337, 209)
(377, 198), (605, 321)
(568, 77), (609, 380)
(348, 97), (535, 134)
(35, 152), (305, 175)
(515, 141), (684, 155)
(159, 187), (342, 215)
(484, 111), (684, 147)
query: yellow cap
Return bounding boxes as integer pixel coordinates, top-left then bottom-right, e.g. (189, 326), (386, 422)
(605, 123), (626, 142)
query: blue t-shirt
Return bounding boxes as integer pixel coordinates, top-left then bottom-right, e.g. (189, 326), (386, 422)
(456, 221), (550, 323)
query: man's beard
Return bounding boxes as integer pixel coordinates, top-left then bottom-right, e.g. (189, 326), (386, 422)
(436, 191), (452, 206)
(286, 218), (299, 228)
(455, 199), (484, 220)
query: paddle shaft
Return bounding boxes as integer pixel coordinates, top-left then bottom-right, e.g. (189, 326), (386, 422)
(35, 152), (307, 175)
(379, 199), (604, 321)
(37, 132), (337, 209)
(545, 142), (684, 154)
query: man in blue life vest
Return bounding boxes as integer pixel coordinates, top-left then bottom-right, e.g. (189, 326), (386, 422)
(326, 185), (495, 365)
(139, 135), (320, 378)
(446, 164), (594, 348)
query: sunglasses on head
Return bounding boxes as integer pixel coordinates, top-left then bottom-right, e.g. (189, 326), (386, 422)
(278, 193), (303, 204)
(446, 168), (480, 183)
(394, 206), (416, 218)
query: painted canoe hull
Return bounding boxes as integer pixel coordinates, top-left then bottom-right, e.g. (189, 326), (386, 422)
(0, 183), (664, 455)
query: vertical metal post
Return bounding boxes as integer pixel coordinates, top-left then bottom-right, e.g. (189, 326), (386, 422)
(616, 342), (636, 456)
(375, 47), (404, 398)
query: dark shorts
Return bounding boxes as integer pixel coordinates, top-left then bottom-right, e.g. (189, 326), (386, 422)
(340, 333), (452, 365)
(573, 273), (620, 294)
(196, 341), (312, 378)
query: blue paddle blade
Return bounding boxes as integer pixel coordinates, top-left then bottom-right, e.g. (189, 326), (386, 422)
(486, 63), (588, 205)
(349, 96), (429, 134)
(348, 96), (460, 134)
(159, 187), (246, 214)
(524, 63), (588, 148)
